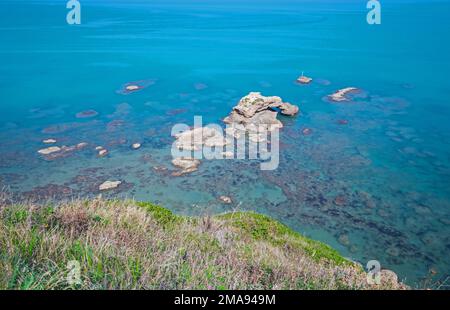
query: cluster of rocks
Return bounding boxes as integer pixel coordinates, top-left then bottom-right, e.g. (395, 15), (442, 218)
(170, 92), (299, 175)
(38, 142), (88, 160)
(223, 92), (299, 132)
(171, 126), (232, 175)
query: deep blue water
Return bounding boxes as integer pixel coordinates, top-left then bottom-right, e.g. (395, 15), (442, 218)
(0, 0), (449, 286)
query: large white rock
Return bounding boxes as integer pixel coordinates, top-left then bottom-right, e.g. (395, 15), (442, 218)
(99, 180), (122, 191)
(38, 146), (61, 155)
(172, 157), (200, 173)
(42, 139), (57, 144)
(223, 92), (298, 131)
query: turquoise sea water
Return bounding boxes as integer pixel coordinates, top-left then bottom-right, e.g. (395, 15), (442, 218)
(1, 0), (449, 286)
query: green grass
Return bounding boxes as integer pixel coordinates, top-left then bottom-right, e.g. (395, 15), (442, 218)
(0, 198), (406, 290)
(218, 212), (349, 265)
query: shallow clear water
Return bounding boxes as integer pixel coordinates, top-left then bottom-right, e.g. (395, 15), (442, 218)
(1, 0), (449, 286)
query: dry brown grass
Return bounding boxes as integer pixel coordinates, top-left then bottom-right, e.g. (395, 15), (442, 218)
(0, 196), (407, 290)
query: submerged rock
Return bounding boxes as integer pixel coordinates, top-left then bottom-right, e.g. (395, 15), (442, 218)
(23, 184), (73, 201)
(99, 180), (122, 191)
(219, 196), (233, 204)
(333, 195), (347, 206)
(328, 87), (359, 102)
(76, 110), (98, 119)
(194, 83), (208, 90)
(117, 79), (156, 95)
(42, 122), (84, 134)
(39, 142), (89, 161)
(302, 128), (312, 136)
(386, 246), (400, 257)
(338, 234), (350, 247)
(166, 108), (187, 116)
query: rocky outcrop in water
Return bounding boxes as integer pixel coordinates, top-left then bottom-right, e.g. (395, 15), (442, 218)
(328, 87), (359, 102)
(42, 139), (57, 144)
(38, 146), (61, 155)
(174, 127), (230, 152)
(171, 157), (201, 176)
(296, 75), (312, 84)
(223, 92), (299, 132)
(170, 92), (299, 175)
(99, 180), (122, 191)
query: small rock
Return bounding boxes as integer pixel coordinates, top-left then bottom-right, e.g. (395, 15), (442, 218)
(194, 83), (208, 90)
(75, 110), (98, 119)
(95, 146), (104, 151)
(439, 218), (450, 225)
(125, 85), (140, 91)
(333, 195), (347, 206)
(172, 157), (200, 175)
(386, 246), (400, 257)
(153, 166), (168, 172)
(338, 234), (350, 246)
(42, 139), (57, 144)
(99, 180), (122, 191)
(302, 128), (312, 136)
(429, 267), (438, 275)
(98, 149), (109, 157)
(131, 143), (141, 150)
(219, 196), (233, 204)
(279, 102), (299, 116)
(412, 204), (431, 215)
(296, 75), (312, 84)
(38, 146), (61, 155)
(328, 87), (359, 102)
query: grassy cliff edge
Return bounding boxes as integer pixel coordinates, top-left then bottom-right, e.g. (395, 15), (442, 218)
(0, 198), (406, 290)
